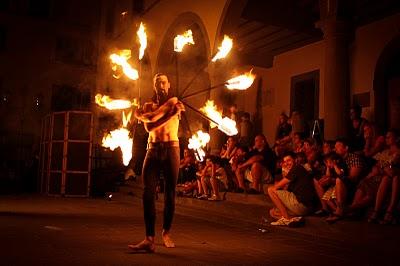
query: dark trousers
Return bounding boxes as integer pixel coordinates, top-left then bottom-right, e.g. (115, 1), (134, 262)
(141, 142), (180, 236)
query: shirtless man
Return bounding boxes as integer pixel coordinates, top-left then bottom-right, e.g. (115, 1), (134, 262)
(128, 73), (185, 253)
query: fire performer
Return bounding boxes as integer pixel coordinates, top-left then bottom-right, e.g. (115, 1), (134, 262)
(128, 73), (185, 253)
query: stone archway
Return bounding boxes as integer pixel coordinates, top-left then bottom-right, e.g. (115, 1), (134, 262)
(373, 35), (400, 132)
(156, 12), (211, 135)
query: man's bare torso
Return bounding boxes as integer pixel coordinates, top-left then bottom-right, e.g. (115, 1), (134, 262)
(142, 100), (180, 143)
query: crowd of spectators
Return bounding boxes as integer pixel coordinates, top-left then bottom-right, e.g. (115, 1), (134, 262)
(173, 105), (399, 227)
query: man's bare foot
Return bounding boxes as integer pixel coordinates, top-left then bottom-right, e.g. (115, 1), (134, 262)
(128, 238), (155, 253)
(162, 230), (175, 248)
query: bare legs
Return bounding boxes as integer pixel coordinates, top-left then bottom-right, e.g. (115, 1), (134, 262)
(267, 186), (290, 219)
(370, 176), (399, 224)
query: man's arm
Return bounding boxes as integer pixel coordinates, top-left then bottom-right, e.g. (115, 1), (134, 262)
(135, 97), (179, 123)
(271, 177), (290, 191)
(238, 155), (263, 170)
(143, 101), (185, 132)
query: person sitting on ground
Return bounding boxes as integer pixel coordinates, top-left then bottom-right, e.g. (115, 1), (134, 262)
(230, 145), (248, 189)
(325, 138), (366, 223)
(346, 130), (395, 215)
(219, 136), (239, 190)
(220, 136), (238, 165)
(267, 152), (317, 226)
(303, 138), (318, 158)
(322, 140), (335, 156)
(178, 148), (196, 184)
(367, 129), (400, 224)
(313, 152), (346, 216)
(234, 134), (275, 193)
(361, 122), (385, 166)
(197, 156), (227, 201)
(292, 132), (304, 154)
(195, 161), (207, 198)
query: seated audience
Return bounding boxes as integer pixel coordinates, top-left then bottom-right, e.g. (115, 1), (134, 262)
(234, 134), (275, 193)
(267, 152), (317, 226)
(322, 140), (334, 155)
(314, 152), (346, 216)
(220, 136), (238, 165)
(362, 122), (385, 160)
(367, 129), (400, 224)
(198, 156), (228, 201)
(178, 148), (196, 184)
(325, 138), (366, 223)
(292, 132), (304, 154)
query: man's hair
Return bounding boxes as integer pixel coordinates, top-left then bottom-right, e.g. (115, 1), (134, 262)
(153, 72), (169, 88)
(237, 145), (249, 153)
(151, 73), (171, 104)
(280, 112), (288, 119)
(282, 151), (296, 159)
(351, 105), (362, 116)
(153, 73), (168, 86)
(335, 137), (349, 147)
(255, 134), (267, 141)
(242, 112), (250, 119)
(323, 152), (341, 162)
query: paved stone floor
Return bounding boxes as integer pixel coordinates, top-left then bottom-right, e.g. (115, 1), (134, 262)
(0, 194), (399, 265)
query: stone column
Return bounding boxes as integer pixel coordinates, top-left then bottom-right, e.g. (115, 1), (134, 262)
(317, 1), (352, 140)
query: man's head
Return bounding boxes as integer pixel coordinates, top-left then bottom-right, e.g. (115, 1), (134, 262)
(241, 112), (250, 121)
(153, 73), (170, 104)
(229, 104), (238, 114)
(226, 136), (237, 147)
(335, 138), (349, 157)
(282, 151), (296, 171)
(350, 105), (362, 120)
(279, 112), (288, 124)
(254, 134), (267, 150)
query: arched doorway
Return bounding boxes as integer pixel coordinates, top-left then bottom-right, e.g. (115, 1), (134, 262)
(156, 12), (211, 149)
(374, 35), (400, 132)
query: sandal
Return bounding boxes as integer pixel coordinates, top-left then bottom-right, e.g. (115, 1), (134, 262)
(380, 211), (393, 225)
(367, 210), (379, 224)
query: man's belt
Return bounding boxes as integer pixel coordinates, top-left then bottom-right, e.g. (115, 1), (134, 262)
(147, 141), (179, 149)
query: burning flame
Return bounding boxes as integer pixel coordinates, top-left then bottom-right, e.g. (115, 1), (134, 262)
(188, 130), (210, 161)
(174, 30), (194, 52)
(122, 110), (132, 127)
(137, 22), (147, 60)
(95, 94), (138, 110)
(200, 100), (238, 136)
(212, 35), (233, 62)
(110, 50), (139, 80)
(101, 110), (133, 166)
(225, 70), (256, 90)
(102, 127), (133, 166)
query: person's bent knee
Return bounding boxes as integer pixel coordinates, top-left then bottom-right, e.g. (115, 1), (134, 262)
(267, 185), (276, 196)
(251, 162), (262, 171)
(336, 178), (344, 186)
